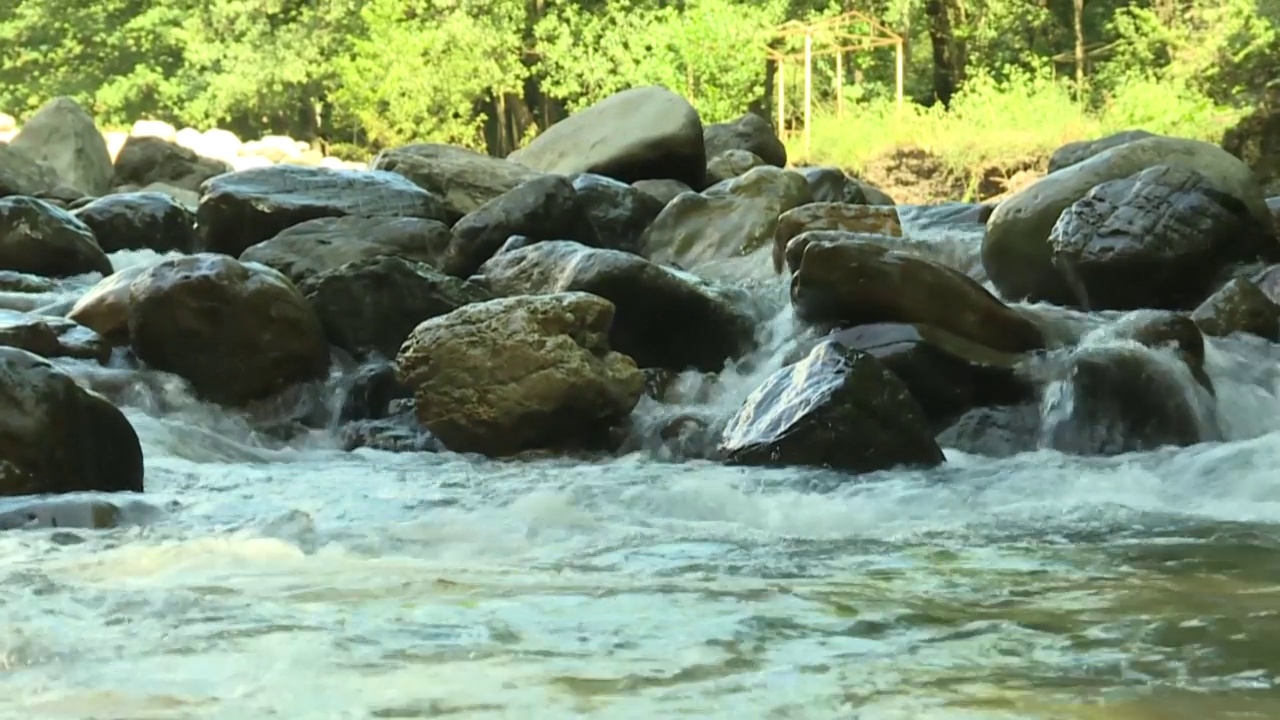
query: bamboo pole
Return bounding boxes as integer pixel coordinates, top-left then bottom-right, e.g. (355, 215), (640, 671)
(835, 50), (843, 118)
(777, 58), (786, 139)
(895, 39), (904, 108)
(804, 32), (813, 157)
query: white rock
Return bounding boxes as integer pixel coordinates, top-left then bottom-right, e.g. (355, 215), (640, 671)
(129, 120), (177, 142)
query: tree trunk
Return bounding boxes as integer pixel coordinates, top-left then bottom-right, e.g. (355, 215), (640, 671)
(925, 0), (956, 106)
(1073, 0), (1086, 97)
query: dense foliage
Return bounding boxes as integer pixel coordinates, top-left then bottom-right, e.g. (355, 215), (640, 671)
(1, 0), (1277, 165)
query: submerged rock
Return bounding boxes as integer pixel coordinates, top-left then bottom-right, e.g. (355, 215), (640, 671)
(0, 196), (112, 278)
(71, 191), (198, 254)
(0, 499), (123, 530)
(719, 339), (944, 474)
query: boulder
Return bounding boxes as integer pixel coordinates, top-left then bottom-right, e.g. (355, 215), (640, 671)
(0, 144), (60, 198)
(718, 339), (944, 473)
(113, 135), (232, 193)
(442, 175), (599, 278)
(0, 346), (143, 496)
(127, 254), (330, 406)
(1191, 277), (1280, 341)
(0, 196), (112, 277)
(508, 86), (706, 189)
(197, 165), (454, 257)
(570, 173), (666, 256)
(299, 255), (492, 359)
(705, 150), (766, 185)
(477, 240), (755, 372)
(396, 292), (643, 456)
(0, 309), (110, 363)
(642, 165), (811, 269)
(792, 167), (891, 205)
(790, 238), (1046, 354)
(1047, 130), (1159, 173)
(9, 97), (113, 197)
(1049, 164), (1275, 310)
(71, 191), (198, 254)
(773, 203), (903, 272)
(703, 113), (787, 168)
(66, 265), (150, 345)
(1095, 310), (1214, 394)
(337, 360), (415, 423)
(983, 136), (1273, 303)
(239, 215), (452, 286)
(632, 179), (693, 206)
(371, 143), (545, 218)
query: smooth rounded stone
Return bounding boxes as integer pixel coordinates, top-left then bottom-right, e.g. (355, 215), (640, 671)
(371, 143), (545, 218)
(790, 238), (1046, 354)
(703, 113), (787, 169)
(476, 240), (755, 372)
(395, 292), (644, 457)
(570, 173), (665, 257)
(772, 202), (903, 273)
(0, 498), (123, 530)
(1039, 344), (1219, 456)
(240, 215), (452, 286)
(67, 265), (150, 345)
(442, 175), (600, 278)
(705, 149), (766, 185)
(0, 346), (144, 496)
(9, 97), (114, 197)
(779, 230), (898, 277)
(718, 339), (944, 474)
(112, 135), (232, 193)
(0, 196), (112, 277)
(299, 255), (493, 360)
(337, 360), (414, 423)
(71, 191), (197, 254)
(632, 179), (692, 206)
(935, 403), (1042, 458)
(1049, 164), (1275, 310)
(127, 254), (330, 406)
(0, 309), (110, 363)
(1047, 130), (1160, 174)
(0, 270), (57, 293)
(0, 143), (60, 198)
(197, 164), (455, 257)
(641, 165), (811, 269)
(508, 86), (707, 189)
(984, 136), (1273, 303)
(1192, 277), (1280, 341)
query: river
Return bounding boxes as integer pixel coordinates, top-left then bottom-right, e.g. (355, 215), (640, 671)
(3, 213), (1280, 720)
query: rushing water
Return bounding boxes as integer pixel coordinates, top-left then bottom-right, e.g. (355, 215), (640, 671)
(6, 214), (1280, 720)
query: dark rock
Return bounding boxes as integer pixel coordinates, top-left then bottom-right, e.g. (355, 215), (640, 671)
(571, 173), (666, 256)
(0, 196), (112, 277)
(0, 309), (110, 363)
(705, 150), (766, 185)
(703, 113), (787, 168)
(936, 404), (1042, 458)
(337, 361), (415, 423)
(1192, 277), (1280, 341)
(72, 191), (198, 254)
(1048, 130), (1160, 173)
(632, 179), (693, 206)
(240, 215), (452, 286)
(1106, 310), (1214, 394)
(340, 412), (442, 453)
(794, 167), (868, 204)
(113, 135), (232, 193)
(371, 143), (545, 218)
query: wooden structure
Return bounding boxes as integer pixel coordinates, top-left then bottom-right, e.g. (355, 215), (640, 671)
(766, 11), (904, 156)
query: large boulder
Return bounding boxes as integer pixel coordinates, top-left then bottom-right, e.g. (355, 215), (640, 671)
(239, 215), (452, 286)
(0, 309), (110, 363)
(790, 238), (1046, 354)
(8, 97), (113, 197)
(773, 203), (904, 273)
(0, 346), (143, 496)
(113, 135), (232, 193)
(127, 254), (330, 405)
(0, 196), (112, 277)
(983, 136), (1273, 303)
(442, 175), (599, 278)
(371, 143), (544, 218)
(1047, 130), (1159, 174)
(71, 191), (198, 254)
(477, 240), (755, 372)
(703, 113), (787, 168)
(299, 255), (492, 359)
(718, 339), (944, 474)
(395, 292), (644, 456)
(508, 86), (706, 189)
(0, 144), (60, 198)
(1049, 164), (1275, 310)
(197, 165), (454, 257)
(571, 173), (666, 256)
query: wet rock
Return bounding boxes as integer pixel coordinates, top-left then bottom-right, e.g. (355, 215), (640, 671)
(113, 135), (232, 193)
(339, 413), (442, 453)
(936, 403), (1041, 458)
(300, 255), (492, 359)
(1095, 310), (1214, 394)
(197, 165), (454, 257)
(705, 150), (766, 185)
(395, 292), (644, 457)
(442, 175), (599, 278)
(71, 191), (198, 254)
(337, 360), (414, 423)
(790, 238), (1046, 354)
(66, 265), (150, 345)
(9, 97), (113, 197)
(508, 86), (706, 189)
(773, 203), (903, 273)
(0, 309), (110, 363)
(0, 270), (56, 294)
(0, 143), (60, 198)
(703, 113), (786, 168)
(0, 346), (144, 496)
(477, 240), (755, 372)
(632, 179), (692, 206)
(0, 196), (112, 277)
(570, 173), (666, 257)
(1251, 263), (1280, 303)
(127, 253), (330, 406)
(1047, 130), (1160, 173)
(240, 215), (452, 286)
(778, 230), (896, 276)
(371, 143), (544, 218)
(0, 499), (123, 530)
(1191, 278), (1280, 341)
(984, 136), (1273, 303)
(718, 339), (944, 474)
(1049, 164), (1274, 310)
(642, 165), (811, 269)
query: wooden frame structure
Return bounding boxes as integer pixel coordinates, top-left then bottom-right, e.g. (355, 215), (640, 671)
(766, 11), (904, 156)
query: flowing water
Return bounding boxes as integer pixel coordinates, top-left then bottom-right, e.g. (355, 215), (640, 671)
(6, 215), (1280, 720)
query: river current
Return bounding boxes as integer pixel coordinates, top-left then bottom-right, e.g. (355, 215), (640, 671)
(4, 213), (1280, 720)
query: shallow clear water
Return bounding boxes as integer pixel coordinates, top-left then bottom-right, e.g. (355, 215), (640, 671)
(5, 224), (1280, 719)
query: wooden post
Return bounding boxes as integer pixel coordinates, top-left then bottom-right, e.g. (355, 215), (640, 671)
(804, 32), (813, 157)
(895, 39), (905, 108)
(776, 58), (786, 139)
(835, 50), (843, 119)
